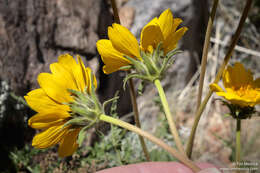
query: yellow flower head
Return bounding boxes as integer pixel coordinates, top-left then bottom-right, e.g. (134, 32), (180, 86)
(96, 9), (187, 74)
(140, 9), (188, 54)
(24, 54), (97, 157)
(210, 62), (260, 107)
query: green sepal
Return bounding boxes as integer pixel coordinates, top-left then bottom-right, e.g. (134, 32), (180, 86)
(124, 55), (149, 74)
(102, 94), (119, 111)
(119, 65), (132, 70)
(166, 49), (182, 58)
(70, 105), (96, 121)
(62, 117), (88, 130)
(140, 51), (158, 75)
(123, 73), (151, 90)
(218, 99), (256, 119)
(223, 113), (231, 117)
(153, 42), (163, 62)
(77, 120), (97, 147)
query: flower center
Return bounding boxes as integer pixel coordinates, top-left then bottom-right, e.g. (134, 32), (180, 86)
(233, 85), (256, 99)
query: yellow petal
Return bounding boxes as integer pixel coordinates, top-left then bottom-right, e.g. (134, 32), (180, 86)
(57, 54), (78, 73)
(28, 112), (69, 129)
(108, 24), (141, 59)
(51, 56), (88, 92)
(255, 93), (260, 105)
(216, 92), (253, 107)
(32, 125), (68, 149)
(74, 55), (88, 91)
(209, 83), (224, 92)
(96, 39), (131, 74)
(158, 9), (174, 39)
(163, 27), (188, 54)
(225, 62), (253, 88)
(58, 128), (80, 157)
(85, 67), (97, 93)
(222, 66), (232, 89)
(140, 24), (164, 52)
(50, 62), (78, 91)
(172, 18), (183, 33)
(37, 73), (73, 103)
(57, 54), (86, 91)
(146, 17), (159, 26)
(253, 77), (260, 88)
(24, 88), (70, 113)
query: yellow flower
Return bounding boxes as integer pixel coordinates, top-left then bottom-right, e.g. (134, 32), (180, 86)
(96, 9), (187, 74)
(140, 9), (188, 54)
(96, 24), (141, 74)
(25, 54), (97, 157)
(210, 62), (260, 107)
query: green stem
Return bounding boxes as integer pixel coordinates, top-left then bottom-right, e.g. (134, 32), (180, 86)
(110, 0), (150, 161)
(196, 0), (218, 110)
(154, 79), (186, 155)
(236, 119), (241, 164)
(99, 114), (200, 172)
(186, 0), (253, 159)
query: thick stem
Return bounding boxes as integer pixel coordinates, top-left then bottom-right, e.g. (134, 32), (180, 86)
(110, 0), (150, 161)
(99, 114), (200, 172)
(236, 119), (241, 164)
(196, 0), (219, 110)
(186, 0), (253, 159)
(154, 79), (186, 155)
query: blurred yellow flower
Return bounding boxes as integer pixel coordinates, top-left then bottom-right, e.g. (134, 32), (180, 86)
(25, 54), (96, 157)
(210, 62), (260, 107)
(96, 9), (187, 74)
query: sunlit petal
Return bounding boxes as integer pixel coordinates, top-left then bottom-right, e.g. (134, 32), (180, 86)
(158, 9), (174, 39)
(37, 73), (73, 103)
(97, 39), (131, 74)
(24, 88), (70, 113)
(163, 27), (188, 54)
(108, 24), (140, 59)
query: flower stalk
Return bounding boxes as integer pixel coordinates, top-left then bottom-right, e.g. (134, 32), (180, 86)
(236, 119), (241, 164)
(99, 114), (200, 172)
(186, 0), (253, 158)
(154, 79), (186, 155)
(110, 0), (150, 161)
(128, 76), (151, 161)
(196, 0), (219, 110)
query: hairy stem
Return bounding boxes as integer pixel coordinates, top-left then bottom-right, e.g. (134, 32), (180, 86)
(110, 0), (150, 161)
(99, 114), (200, 172)
(236, 119), (241, 165)
(154, 79), (186, 155)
